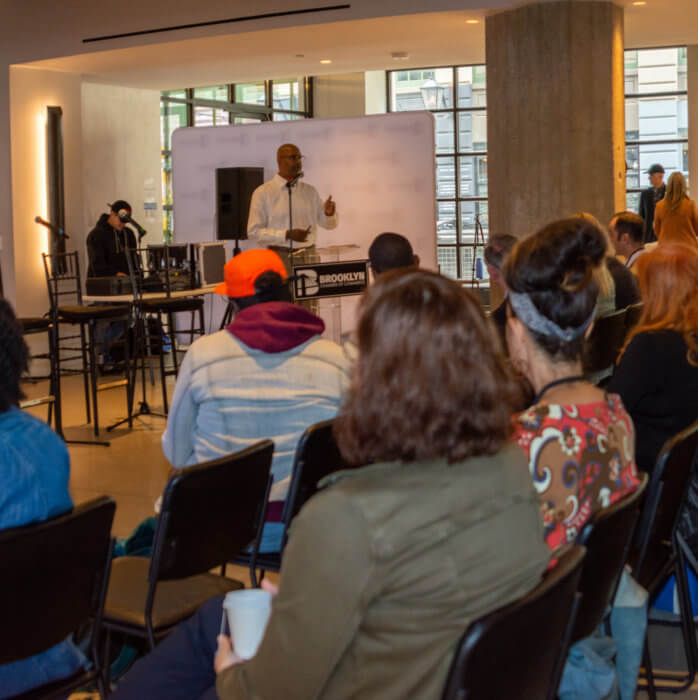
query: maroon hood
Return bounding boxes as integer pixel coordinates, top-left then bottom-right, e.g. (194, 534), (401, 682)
(226, 301), (325, 353)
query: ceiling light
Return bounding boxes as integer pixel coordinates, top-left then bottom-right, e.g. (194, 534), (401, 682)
(391, 51), (409, 60)
(632, 1), (646, 5)
(465, 19), (480, 24)
(295, 54), (305, 58)
(320, 59), (332, 64)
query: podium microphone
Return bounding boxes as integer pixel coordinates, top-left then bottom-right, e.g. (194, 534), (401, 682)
(286, 171), (304, 189)
(118, 209), (147, 240)
(34, 216), (70, 239)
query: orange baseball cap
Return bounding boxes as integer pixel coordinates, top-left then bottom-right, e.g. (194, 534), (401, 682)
(214, 248), (288, 298)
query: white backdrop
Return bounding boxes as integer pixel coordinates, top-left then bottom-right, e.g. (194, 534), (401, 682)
(171, 112), (437, 333)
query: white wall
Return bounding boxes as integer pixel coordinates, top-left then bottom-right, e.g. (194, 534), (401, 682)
(313, 73), (366, 118)
(9, 66), (84, 315)
(365, 70), (387, 114)
(81, 81), (162, 246)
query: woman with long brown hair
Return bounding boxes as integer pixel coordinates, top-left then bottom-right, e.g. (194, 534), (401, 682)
(653, 172), (698, 250)
(111, 269), (549, 700)
(608, 244), (698, 472)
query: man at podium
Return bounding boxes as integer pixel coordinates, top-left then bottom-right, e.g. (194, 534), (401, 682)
(247, 143), (338, 272)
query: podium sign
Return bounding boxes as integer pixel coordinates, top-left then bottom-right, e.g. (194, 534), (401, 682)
(293, 260), (369, 300)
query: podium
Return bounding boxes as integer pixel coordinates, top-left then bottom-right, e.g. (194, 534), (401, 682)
(292, 244), (366, 343)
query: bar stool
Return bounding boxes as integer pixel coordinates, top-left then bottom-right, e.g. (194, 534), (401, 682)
(42, 252), (132, 442)
(18, 315), (62, 436)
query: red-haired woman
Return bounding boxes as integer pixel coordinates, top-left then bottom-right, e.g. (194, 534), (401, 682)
(111, 269), (549, 700)
(608, 244), (698, 473)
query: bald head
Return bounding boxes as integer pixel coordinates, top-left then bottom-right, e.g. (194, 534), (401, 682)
(277, 144), (303, 180)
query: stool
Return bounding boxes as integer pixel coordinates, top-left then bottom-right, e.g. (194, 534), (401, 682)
(140, 296), (205, 413)
(42, 252), (132, 441)
(18, 316), (62, 436)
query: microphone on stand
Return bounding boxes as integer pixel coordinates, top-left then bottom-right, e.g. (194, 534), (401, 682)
(118, 209), (147, 240)
(286, 171), (304, 189)
(34, 216), (70, 239)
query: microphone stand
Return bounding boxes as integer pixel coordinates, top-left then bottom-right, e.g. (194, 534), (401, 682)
(286, 180), (294, 263)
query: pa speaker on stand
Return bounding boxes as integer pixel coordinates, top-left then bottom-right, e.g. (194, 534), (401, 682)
(215, 167), (264, 256)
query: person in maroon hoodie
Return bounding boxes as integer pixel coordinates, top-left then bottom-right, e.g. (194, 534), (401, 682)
(162, 248), (351, 552)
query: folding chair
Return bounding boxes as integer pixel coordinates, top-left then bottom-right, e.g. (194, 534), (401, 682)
(628, 420), (698, 697)
(584, 308), (628, 383)
(440, 546), (586, 700)
(234, 419), (354, 581)
(102, 440), (274, 652)
(0, 496), (116, 699)
(570, 474), (648, 643)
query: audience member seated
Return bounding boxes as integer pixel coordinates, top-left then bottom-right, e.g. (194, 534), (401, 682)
(484, 232), (518, 342)
(575, 212), (640, 313)
(112, 268), (550, 700)
(367, 231), (419, 278)
(161, 249), (350, 552)
(504, 217), (640, 552)
(0, 299), (88, 698)
(608, 244), (698, 473)
(503, 217), (642, 700)
(610, 211), (646, 272)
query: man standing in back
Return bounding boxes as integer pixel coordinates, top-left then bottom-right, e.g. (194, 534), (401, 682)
(638, 164), (665, 243)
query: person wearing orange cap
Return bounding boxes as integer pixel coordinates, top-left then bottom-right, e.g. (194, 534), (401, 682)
(161, 248), (350, 552)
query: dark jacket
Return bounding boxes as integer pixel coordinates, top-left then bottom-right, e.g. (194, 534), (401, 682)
(608, 330), (698, 473)
(606, 256), (640, 310)
(86, 214), (136, 277)
(638, 184), (666, 243)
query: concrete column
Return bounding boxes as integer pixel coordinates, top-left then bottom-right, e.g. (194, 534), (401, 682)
(486, 0), (626, 240)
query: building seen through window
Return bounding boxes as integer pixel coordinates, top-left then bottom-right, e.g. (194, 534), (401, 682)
(625, 47), (688, 212)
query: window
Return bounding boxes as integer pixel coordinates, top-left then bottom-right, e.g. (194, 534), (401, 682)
(160, 78), (311, 241)
(625, 47), (688, 211)
(388, 65), (487, 282)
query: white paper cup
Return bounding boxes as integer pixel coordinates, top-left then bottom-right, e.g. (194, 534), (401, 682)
(222, 589), (272, 660)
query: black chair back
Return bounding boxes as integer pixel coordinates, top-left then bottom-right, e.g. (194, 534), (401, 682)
(0, 496), (115, 663)
(584, 308), (628, 375)
(150, 439), (274, 582)
(631, 420), (698, 590)
(42, 251), (84, 311)
(440, 546), (586, 700)
(624, 302), (644, 333)
(281, 419), (354, 528)
(572, 474), (648, 641)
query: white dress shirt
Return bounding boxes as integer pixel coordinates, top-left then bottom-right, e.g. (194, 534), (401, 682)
(247, 173), (338, 248)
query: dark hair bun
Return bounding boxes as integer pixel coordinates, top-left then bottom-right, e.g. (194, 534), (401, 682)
(504, 217), (605, 296)
(502, 216), (604, 361)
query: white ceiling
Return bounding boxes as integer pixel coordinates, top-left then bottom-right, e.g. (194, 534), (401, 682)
(21, 1), (698, 90)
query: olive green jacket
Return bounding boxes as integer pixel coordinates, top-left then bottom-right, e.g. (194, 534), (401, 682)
(217, 443), (549, 700)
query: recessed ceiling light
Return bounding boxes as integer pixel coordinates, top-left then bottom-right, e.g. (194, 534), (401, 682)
(295, 54), (305, 58)
(632, 1), (646, 5)
(320, 59), (332, 64)
(391, 51), (409, 60)
(465, 19), (480, 24)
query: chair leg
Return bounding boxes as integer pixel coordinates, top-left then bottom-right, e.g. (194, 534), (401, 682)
(79, 322), (92, 424)
(88, 322), (101, 436)
(643, 635), (657, 700)
(49, 320), (63, 437)
(158, 316), (169, 414)
(168, 311), (179, 376)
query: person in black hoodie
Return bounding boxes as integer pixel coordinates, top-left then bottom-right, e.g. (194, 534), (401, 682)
(86, 200), (137, 277)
